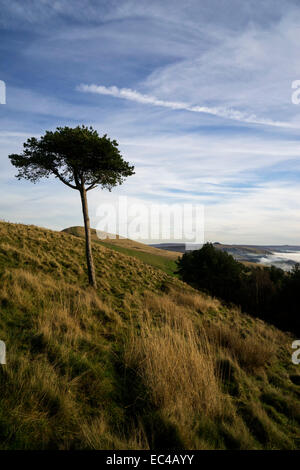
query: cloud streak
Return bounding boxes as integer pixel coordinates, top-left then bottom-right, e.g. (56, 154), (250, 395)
(77, 83), (297, 128)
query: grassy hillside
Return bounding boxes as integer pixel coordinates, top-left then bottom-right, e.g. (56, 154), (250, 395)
(62, 226), (180, 277)
(0, 221), (299, 450)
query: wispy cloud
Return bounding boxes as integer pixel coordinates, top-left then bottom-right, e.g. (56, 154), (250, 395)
(77, 83), (297, 128)
(2, 0), (300, 243)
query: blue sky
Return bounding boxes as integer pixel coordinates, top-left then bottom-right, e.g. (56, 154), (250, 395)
(1, 0), (300, 243)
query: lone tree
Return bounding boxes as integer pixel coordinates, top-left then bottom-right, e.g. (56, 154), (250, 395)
(9, 125), (135, 288)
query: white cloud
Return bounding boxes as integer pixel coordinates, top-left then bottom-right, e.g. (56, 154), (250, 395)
(77, 83), (297, 128)
(204, 181), (300, 244)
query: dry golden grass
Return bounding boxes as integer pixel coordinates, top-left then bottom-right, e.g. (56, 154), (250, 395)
(124, 309), (223, 418)
(167, 287), (221, 313)
(0, 221), (299, 449)
(78, 416), (149, 450)
(122, 306), (225, 448)
(204, 321), (276, 372)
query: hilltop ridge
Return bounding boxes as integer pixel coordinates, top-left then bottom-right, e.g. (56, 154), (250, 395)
(62, 225), (181, 277)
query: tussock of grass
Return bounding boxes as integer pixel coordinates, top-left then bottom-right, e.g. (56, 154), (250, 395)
(167, 287), (221, 313)
(124, 309), (222, 420)
(0, 221), (299, 449)
(204, 322), (276, 372)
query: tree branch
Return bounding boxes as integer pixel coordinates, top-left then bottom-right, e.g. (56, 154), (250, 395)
(52, 170), (78, 190)
(86, 182), (98, 191)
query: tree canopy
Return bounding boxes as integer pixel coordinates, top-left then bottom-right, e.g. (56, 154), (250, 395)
(9, 125), (135, 191)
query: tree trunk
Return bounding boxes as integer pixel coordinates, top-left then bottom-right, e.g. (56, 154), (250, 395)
(79, 186), (97, 288)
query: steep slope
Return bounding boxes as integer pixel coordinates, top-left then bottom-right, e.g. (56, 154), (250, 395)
(0, 221), (299, 450)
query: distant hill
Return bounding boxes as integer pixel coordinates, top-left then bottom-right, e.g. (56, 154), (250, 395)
(150, 242), (271, 268)
(151, 242), (300, 268)
(62, 226), (182, 277)
(150, 242), (187, 253)
(152, 241), (271, 256)
(213, 243), (272, 255)
(212, 243), (272, 264)
(212, 244), (300, 268)
(0, 221), (299, 450)
(63, 226), (181, 259)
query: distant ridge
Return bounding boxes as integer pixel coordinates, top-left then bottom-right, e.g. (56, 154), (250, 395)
(150, 242), (271, 256)
(151, 241), (300, 269)
(62, 226), (181, 260)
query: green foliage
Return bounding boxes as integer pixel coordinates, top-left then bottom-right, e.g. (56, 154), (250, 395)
(176, 243), (299, 335)
(9, 125), (135, 190)
(176, 243), (242, 301)
(274, 263), (300, 334)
